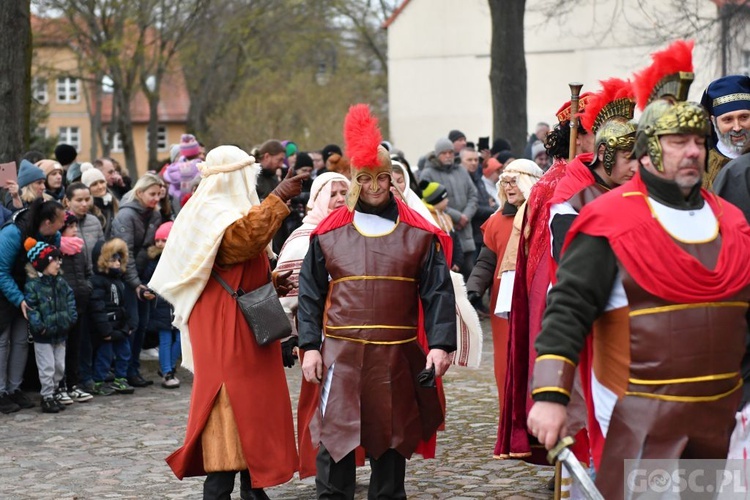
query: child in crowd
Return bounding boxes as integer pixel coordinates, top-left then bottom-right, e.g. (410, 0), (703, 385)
(89, 238), (134, 396)
(58, 211), (94, 403)
(23, 238), (77, 413)
(419, 181), (464, 273)
(143, 222), (181, 389)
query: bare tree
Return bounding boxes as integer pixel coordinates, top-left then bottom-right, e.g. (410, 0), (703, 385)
(137, 0), (207, 170)
(0, 1), (32, 163)
(489, 0), (528, 156)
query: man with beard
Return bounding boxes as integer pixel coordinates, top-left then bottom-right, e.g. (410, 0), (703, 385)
(527, 40), (750, 499)
(701, 74), (750, 190)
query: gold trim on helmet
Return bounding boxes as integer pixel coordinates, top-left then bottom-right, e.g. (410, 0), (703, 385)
(345, 145), (393, 211)
(596, 119), (637, 175)
(648, 71), (694, 105)
(593, 97), (636, 175)
(634, 99), (710, 172)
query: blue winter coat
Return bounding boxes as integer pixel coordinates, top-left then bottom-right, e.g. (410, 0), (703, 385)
(0, 210), (61, 308)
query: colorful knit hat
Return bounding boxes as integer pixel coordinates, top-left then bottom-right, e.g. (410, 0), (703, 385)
(180, 134), (201, 158)
(25, 237), (61, 273)
(419, 181), (448, 206)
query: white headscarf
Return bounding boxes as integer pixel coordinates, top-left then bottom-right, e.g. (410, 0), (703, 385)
(303, 172), (350, 226)
(148, 145), (263, 371)
(391, 161), (439, 229)
(497, 159), (544, 207)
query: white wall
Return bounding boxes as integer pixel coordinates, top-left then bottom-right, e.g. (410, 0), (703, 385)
(387, 0), (731, 166)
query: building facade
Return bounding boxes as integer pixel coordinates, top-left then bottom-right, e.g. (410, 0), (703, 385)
(385, 0), (750, 164)
(31, 16), (190, 177)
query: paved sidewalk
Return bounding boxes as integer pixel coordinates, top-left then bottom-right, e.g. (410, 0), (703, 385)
(0, 321), (553, 499)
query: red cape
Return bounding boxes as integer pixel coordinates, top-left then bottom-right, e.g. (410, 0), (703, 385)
(564, 170), (750, 302)
(312, 197), (453, 458)
(547, 153), (595, 207)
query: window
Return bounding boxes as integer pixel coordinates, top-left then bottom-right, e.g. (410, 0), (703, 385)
(33, 78), (48, 103)
(110, 132), (123, 152)
(58, 127), (80, 150)
(35, 127), (47, 139)
(56, 77), (79, 103)
(146, 126), (167, 151)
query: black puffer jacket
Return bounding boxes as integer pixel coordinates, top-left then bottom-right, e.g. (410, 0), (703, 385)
(61, 244), (91, 307)
(89, 239), (130, 341)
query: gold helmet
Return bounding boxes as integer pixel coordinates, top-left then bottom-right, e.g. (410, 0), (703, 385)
(632, 40), (709, 172)
(579, 78), (636, 175)
(343, 104), (392, 211)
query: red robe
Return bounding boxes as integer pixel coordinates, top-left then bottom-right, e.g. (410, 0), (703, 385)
(166, 257), (298, 487)
(496, 158), (568, 462)
(479, 210), (516, 455)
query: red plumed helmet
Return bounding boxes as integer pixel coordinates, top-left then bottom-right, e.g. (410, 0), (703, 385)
(579, 78), (636, 134)
(344, 104), (383, 169)
(342, 104), (393, 211)
(633, 40), (694, 110)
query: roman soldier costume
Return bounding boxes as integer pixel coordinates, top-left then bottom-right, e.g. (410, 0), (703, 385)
(530, 40), (750, 499)
(297, 104), (457, 498)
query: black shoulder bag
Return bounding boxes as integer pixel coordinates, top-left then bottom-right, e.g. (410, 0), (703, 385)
(210, 270), (291, 346)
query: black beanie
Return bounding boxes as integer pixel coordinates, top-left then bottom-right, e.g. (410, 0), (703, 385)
(295, 152), (314, 170)
(448, 130), (466, 143)
(321, 144), (342, 163)
(54, 144), (78, 165)
(491, 138), (512, 155)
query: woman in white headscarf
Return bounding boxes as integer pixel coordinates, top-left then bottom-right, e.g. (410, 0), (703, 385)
(274, 171), (353, 479)
(149, 146), (306, 500)
(493, 159), (545, 318)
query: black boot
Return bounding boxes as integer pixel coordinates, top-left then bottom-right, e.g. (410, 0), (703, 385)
(239, 470), (271, 500)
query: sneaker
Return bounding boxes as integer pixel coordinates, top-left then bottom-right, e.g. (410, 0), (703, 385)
(0, 393), (21, 414)
(41, 397), (59, 414)
(8, 390), (35, 409)
(127, 374), (153, 387)
(56, 390), (74, 405)
(111, 378), (135, 395)
(68, 386), (93, 402)
(161, 371), (180, 389)
(104, 370), (115, 383)
(92, 382), (116, 397)
(80, 380), (95, 393)
(53, 393), (67, 411)
(140, 347), (159, 360)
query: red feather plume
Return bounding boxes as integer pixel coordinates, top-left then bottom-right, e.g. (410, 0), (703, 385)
(579, 77), (634, 133)
(633, 39), (694, 110)
(343, 104), (382, 169)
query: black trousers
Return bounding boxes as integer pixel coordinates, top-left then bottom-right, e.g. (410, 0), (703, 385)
(316, 445), (406, 500)
(203, 469), (251, 500)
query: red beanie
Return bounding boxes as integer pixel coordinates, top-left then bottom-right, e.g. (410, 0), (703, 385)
(155, 221), (173, 241)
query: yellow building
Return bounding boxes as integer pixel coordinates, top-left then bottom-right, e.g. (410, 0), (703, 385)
(31, 16), (190, 177)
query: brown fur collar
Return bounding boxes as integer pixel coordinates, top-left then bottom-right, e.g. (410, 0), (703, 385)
(97, 238), (129, 274)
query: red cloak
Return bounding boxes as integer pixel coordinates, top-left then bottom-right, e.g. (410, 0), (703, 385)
(563, 171), (750, 302)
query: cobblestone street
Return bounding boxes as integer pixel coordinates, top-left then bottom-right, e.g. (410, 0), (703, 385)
(0, 319), (553, 499)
